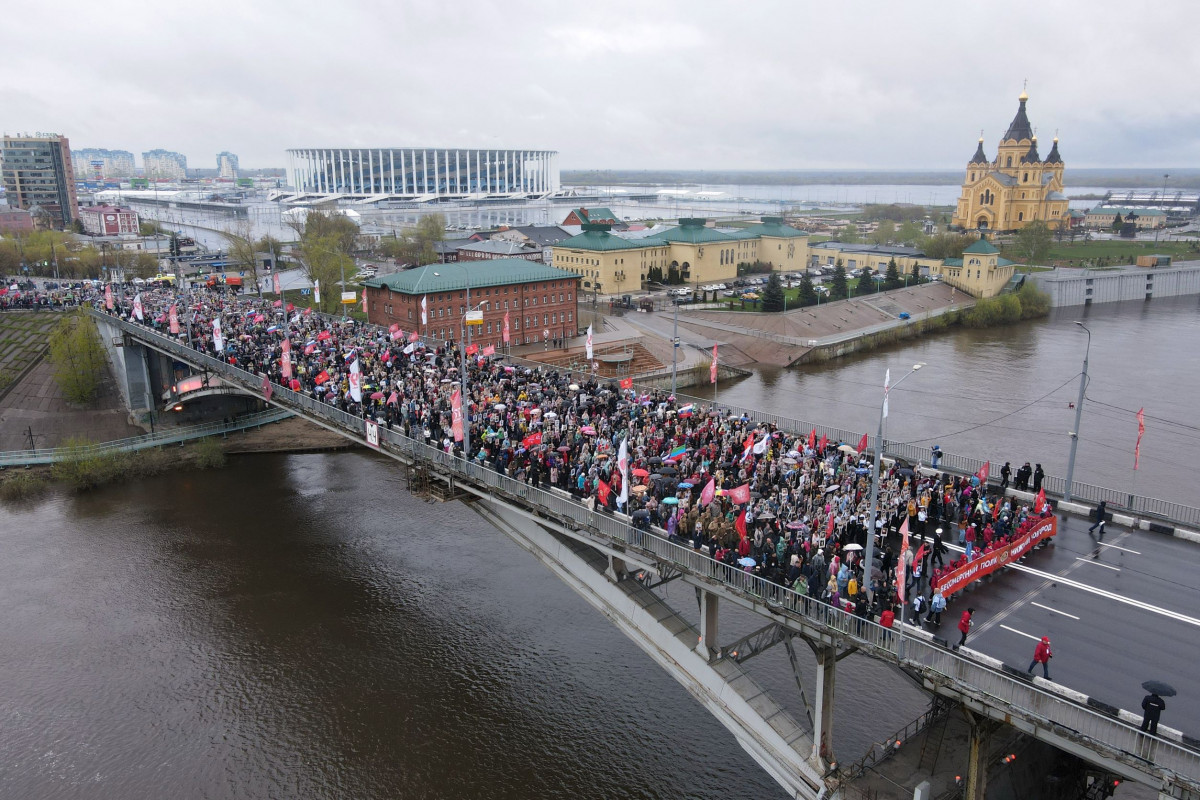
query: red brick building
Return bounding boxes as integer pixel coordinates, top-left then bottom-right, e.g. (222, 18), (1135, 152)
(363, 259), (581, 348)
(562, 206), (619, 226)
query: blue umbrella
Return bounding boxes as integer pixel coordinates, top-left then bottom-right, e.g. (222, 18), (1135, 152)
(738, 557), (756, 567)
(661, 497), (680, 505)
(677, 482), (694, 489)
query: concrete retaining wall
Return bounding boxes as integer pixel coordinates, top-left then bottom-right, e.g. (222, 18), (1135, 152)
(1031, 263), (1200, 307)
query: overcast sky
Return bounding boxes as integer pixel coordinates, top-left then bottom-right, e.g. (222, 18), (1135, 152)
(4, 0), (1198, 171)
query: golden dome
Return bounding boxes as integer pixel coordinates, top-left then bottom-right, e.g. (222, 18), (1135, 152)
(1019, 89), (1029, 102)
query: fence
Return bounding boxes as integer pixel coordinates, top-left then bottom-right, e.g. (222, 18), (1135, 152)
(0, 408), (294, 467)
(89, 311), (1200, 792)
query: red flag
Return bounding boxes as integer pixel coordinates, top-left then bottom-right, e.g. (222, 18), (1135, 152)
(303, 307), (312, 316)
(483, 345), (496, 356)
(503, 311), (510, 344)
(317, 330), (332, 341)
(620, 377), (633, 389)
(817, 434), (828, 452)
(1034, 487), (1046, 513)
(1134, 407), (1145, 470)
(727, 483), (751, 504)
(976, 461), (990, 484)
(451, 389), (464, 442)
(913, 543), (926, 567)
(391, 328), (404, 341)
(280, 339), (292, 378)
(710, 343), (718, 384)
(313, 370), (330, 385)
(993, 500), (1002, 521)
(390, 323), (400, 332)
(826, 513), (836, 537)
(807, 429), (816, 449)
(596, 478), (611, 507)
(522, 431), (543, 448)
(857, 433), (869, 454)
(735, 509), (747, 539)
(895, 562), (906, 603)
(408, 332), (420, 342)
(261, 374), (273, 401)
(289, 378), (301, 391)
(286, 303), (295, 312)
(304, 344), (316, 355)
(700, 477), (715, 506)
(465, 343), (479, 356)
(741, 434), (755, 462)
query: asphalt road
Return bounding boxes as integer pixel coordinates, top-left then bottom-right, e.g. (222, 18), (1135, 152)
(915, 514), (1199, 734)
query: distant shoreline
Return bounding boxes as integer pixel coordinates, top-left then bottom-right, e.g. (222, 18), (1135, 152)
(563, 168), (1200, 190)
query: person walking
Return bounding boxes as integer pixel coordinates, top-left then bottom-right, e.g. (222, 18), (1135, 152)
(1141, 692), (1166, 735)
(1089, 500), (1107, 537)
(925, 590), (946, 626)
(953, 607), (975, 650)
(1027, 636), (1053, 679)
(1032, 464), (1045, 493)
(1000, 462), (1011, 492)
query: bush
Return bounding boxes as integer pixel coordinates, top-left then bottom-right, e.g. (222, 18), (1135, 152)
(0, 472), (49, 503)
(50, 437), (126, 490)
(193, 437), (227, 469)
(1015, 282), (1051, 318)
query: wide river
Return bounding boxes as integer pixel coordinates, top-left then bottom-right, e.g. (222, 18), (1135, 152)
(1, 295), (1195, 798)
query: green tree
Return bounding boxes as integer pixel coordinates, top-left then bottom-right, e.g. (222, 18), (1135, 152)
(1012, 220), (1053, 264)
(1111, 213), (1123, 233)
(257, 235), (285, 265)
(896, 220), (923, 245)
(379, 213), (446, 267)
(856, 267), (874, 295)
(871, 220), (896, 245)
(762, 272), (785, 312)
(48, 310), (107, 404)
(920, 232), (978, 260)
(798, 272), (817, 306)
(830, 259), (848, 298)
(884, 258), (902, 290)
(837, 223), (860, 244)
(910, 260), (921, 284)
(297, 234), (355, 314)
(222, 222), (264, 294)
(139, 220), (165, 237)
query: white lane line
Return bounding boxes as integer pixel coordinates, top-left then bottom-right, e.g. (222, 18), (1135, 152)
(1031, 601), (1080, 620)
(1096, 541), (1141, 555)
(1000, 624), (1042, 641)
(1076, 557), (1120, 571)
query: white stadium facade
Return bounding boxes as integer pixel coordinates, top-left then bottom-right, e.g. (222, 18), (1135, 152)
(284, 147), (559, 202)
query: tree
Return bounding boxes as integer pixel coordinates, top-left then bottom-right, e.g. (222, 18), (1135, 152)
(48, 310), (107, 404)
(856, 267), (874, 295)
(1111, 213), (1123, 233)
(139, 220), (165, 237)
(1013, 220), (1053, 264)
(871, 220), (896, 246)
(296, 235), (354, 314)
(830, 259), (848, 299)
(762, 272), (785, 312)
(910, 260), (921, 284)
(837, 223), (860, 244)
(222, 222), (264, 294)
(884, 258), (902, 290)
(257, 235), (284, 266)
(920, 232), (978, 260)
(798, 272), (817, 306)
(379, 213), (445, 267)
(896, 220), (923, 245)
(293, 209), (359, 256)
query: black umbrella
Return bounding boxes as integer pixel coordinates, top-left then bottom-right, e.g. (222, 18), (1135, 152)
(648, 457), (663, 466)
(657, 466), (678, 475)
(1141, 680), (1177, 697)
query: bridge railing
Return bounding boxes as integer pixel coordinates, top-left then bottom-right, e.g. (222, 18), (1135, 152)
(98, 312), (1200, 789)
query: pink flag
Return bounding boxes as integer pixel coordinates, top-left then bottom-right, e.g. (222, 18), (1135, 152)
(168, 304), (179, 334)
(408, 332), (420, 343)
(465, 343), (479, 356)
(387, 391), (399, 405)
(451, 388), (464, 442)
(105, 284), (113, 310)
(391, 328), (404, 341)
(1134, 407), (1145, 470)
(482, 344), (496, 356)
(280, 339), (292, 378)
(273, 273), (281, 295)
(503, 311), (510, 344)
(710, 343), (718, 384)
(700, 477), (715, 506)
(261, 374), (273, 401)
(361, 292), (368, 313)
(895, 562), (907, 603)
(727, 483), (751, 504)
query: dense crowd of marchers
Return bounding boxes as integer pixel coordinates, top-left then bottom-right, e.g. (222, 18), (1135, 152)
(6, 282), (1055, 634)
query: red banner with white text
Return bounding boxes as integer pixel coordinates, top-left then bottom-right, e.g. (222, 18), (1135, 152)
(937, 516), (1057, 596)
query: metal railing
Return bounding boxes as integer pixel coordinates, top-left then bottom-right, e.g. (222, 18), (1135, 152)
(0, 408), (294, 467)
(92, 311), (1200, 790)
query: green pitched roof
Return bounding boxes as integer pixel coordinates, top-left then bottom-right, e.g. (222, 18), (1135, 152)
(555, 226), (648, 252)
(567, 207), (619, 224)
(365, 260), (577, 295)
(644, 218), (734, 244)
(963, 238), (1000, 255)
(736, 216), (809, 239)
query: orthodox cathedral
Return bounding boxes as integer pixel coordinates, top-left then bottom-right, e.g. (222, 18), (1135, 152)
(951, 91), (1068, 233)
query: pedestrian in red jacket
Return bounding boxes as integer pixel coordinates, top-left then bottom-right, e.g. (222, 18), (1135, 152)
(1027, 636), (1052, 679)
(953, 608), (974, 650)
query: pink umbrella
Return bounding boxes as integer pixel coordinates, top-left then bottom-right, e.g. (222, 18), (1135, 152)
(370, 391), (385, 400)
(581, 425), (597, 435)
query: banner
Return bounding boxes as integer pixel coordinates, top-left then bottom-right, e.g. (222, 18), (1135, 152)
(421, 295), (428, 325)
(212, 318), (224, 352)
(273, 273), (281, 295)
(977, 461), (991, 484)
(522, 431), (542, 448)
(280, 339), (292, 378)
(168, 304), (179, 334)
(937, 516), (1057, 596)
(596, 478), (611, 507)
(365, 420), (380, 449)
(700, 477), (715, 507)
(348, 358), (362, 403)
(313, 279), (321, 304)
(503, 311), (510, 344)
(585, 325), (593, 360)
(105, 284), (113, 310)
(710, 343), (718, 384)
(883, 368), (891, 419)
(857, 433), (869, 454)
(617, 437), (629, 507)
(1135, 407), (1145, 470)
(451, 389), (464, 442)
(132, 293), (144, 321)
(313, 370), (330, 385)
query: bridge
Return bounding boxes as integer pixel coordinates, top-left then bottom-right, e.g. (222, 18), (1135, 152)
(92, 309), (1200, 800)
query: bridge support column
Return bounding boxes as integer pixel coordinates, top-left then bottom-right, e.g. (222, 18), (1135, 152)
(962, 709), (998, 800)
(605, 555), (628, 582)
(812, 644), (836, 765)
(696, 589), (718, 660)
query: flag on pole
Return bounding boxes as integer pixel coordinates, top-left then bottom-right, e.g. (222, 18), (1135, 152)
(619, 377), (633, 390)
(700, 477), (715, 506)
(617, 437), (629, 507)
(361, 292), (368, 313)
(503, 311), (510, 344)
(420, 295), (428, 325)
(483, 344), (496, 356)
(585, 324), (593, 360)
(596, 478), (611, 507)
(883, 368), (891, 418)
(313, 279), (321, 305)
(211, 318), (224, 351)
(132, 293), (144, 321)
(1034, 487), (1047, 513)
(664, 445), (688, 462)
(710, 343), (718, 384)
(451, 389), (464, 441)
(1134, 407), (1145, 470)
(857, 433), (869, 454)
(740, 434), (756, 462)
(408, 331), (420, 343)
(817, 433), (828, 452)
(727, 483), (751, 504)
(280, 339), (292, 378)
(168, 304), (179, 334)
(273, 273), (281, 295)
(313, 370), (330, 385)
(104, 284), (113, 310)
(976, 461), (990, 484)
(348, 358), (362, 403)
(387, 391), (399, 405)
(807, 429), (816, 450)
(522, 431), (542, 448)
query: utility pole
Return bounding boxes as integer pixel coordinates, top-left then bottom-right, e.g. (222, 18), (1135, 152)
(1063, 322), (1090, 502)
(671, 299), (679, 397)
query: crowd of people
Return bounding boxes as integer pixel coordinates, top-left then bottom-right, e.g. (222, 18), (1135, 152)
(24, 282), (1057, 637)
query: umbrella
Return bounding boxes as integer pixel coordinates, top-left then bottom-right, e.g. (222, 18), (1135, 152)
(1141, 680), (1177, 697)
(837, 444), (857, 454)
(595, 452), (609, 460)
(782, 457), (798, 466)
(569, 383), (580, 391)
(657, 466), (677, 475)
(843, 543), (863, 552)
(632, 468), (650, 477)
(648, 457), (663, 465)
(631, 485), (648, 494)
(581, 425), (597, 435)
(544, 411), (558, 419)
(661, 497), (680, 505)
(824, 484), (840, 494)
(738, 557), (756, 567)
(786, 521), (806, 531)
(757, 510), (776, 520)
(750, 491), (762, 499)
(557, 445), (571, 453)
(369, 391), (385, 400)
(677, 481), (694, 489)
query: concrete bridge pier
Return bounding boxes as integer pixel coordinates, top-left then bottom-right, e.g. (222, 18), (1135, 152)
(812, 644), (837, 766)
(962, 709), (1001, 800)
(696, 588), (719, 659)
(95, 316), (153, 414)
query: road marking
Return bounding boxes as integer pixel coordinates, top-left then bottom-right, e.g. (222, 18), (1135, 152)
(1096, 541), (1140, 555)
(1076, 557), (1120, 571)
(1031, 601), (1080, 620)
(1000, 624), (1041, 641)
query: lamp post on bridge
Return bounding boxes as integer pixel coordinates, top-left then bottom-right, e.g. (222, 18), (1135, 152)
(1063, 321), (1090, 502)
(864, 362), (925, 605)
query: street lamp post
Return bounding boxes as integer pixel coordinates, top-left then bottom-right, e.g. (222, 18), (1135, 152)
(671, 299), (679, 397)
(459, 290), (488, 461)
(1063, 321), (1090, 502)
(1155, 174), (1169, 246)
(864, 363), (925, 605)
